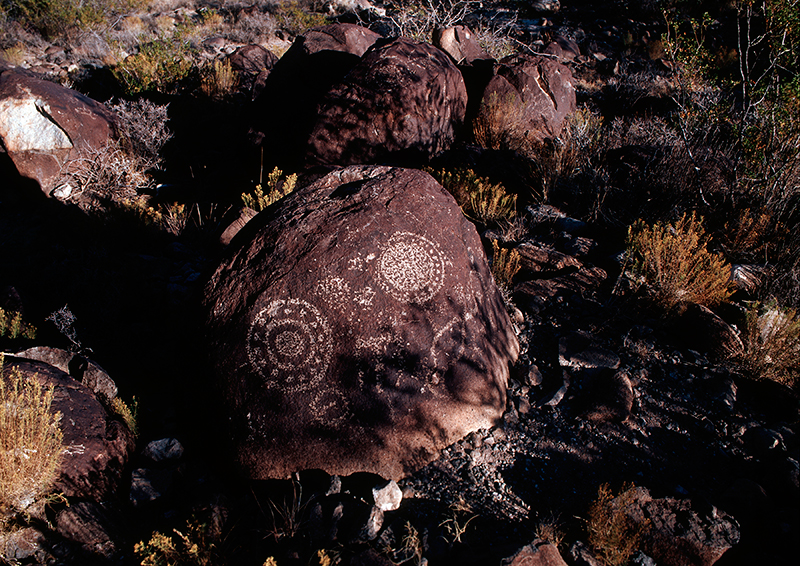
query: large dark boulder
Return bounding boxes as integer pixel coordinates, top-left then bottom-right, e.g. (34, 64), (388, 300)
(203, 166), (518, 480)
(1, 357), (134, 501)
(305, 37), (468, 168)
(0, 67), (116, 196)
(251, 23), (382, 168)
(474, 54), (576, 146)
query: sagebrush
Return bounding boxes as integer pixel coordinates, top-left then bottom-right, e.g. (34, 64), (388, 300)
(241, 167), (298, 212)
(626, 213), (731, 310)
(429, 168), (516, 225)
(741, 300), (800, 389)
(587, 483), (648, 566)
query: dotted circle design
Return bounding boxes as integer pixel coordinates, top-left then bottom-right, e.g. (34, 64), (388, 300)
(377, 232), (445, 303)
(247, 299), (332, 388)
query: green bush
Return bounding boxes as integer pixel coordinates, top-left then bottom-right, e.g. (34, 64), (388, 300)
(113, 27), (196, 95)
(1, 0), (145, 37)
(626, 213), (732, 310)
(0, 308), (36, 341)
(271, 0), (329, 36)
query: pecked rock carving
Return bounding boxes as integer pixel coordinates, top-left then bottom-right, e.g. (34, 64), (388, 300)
(203, 166), (519, 481)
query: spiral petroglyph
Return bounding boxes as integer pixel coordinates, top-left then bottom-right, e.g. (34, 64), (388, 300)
(377, 231), (445, 303)
(247, 299), (332, 388)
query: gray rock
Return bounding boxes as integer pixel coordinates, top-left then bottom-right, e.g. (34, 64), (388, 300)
(558, 331), (621, 370)
(129, 468), (175, 508)
(372, 480), (402, 512)
(142, 437), (185, 463)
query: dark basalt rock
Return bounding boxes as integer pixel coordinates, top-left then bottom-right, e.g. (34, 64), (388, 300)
(1, 357), (134, 501)
(203, 165), (518, 481)
(305, 37), (468, 168)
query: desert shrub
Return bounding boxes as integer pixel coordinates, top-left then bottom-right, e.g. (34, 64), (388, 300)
(271, 0), (329, 36)
(534, 512), (565, 548)
(741, 300), (800, 389)
(113, 27), (196, 95)
(110, 98), (172, 171)
(385, 0), (480, 42)
(107, 197), (189, 236)
(110, 395), (139, 438)
(626, 212), (732, 310)
(1, 0), (145, 38)
(241, 167), (297, 212)
(490, 240), (521, 291)
(134, 516), (221, 566)
(200, 58), (238, 99)
(0, 308), (36, 340)
(0, 356), (63, 524)
(587, 483), (648, 566)
(428, 168), (516, 225)
(472, 91), (529, 154)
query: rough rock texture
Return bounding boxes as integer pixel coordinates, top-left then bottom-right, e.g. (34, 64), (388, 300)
(676, 303), (745, 360)
(305, 38), (467, 168)
(14, 346), (118, 402)
(502, 539), (569, 566)
(252, 23), (381, 167)
(229, 44), (278, 100)
(203, 166), (518, 480)
(1, 357), (134, 500)
(0, 67), (116, 196)
(625, 487), (740, 566)
(433, 25), (491, 65)
(476, 54), (576, 142)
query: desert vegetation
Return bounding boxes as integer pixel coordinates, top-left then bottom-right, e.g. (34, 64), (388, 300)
(0, 1), (798, 565)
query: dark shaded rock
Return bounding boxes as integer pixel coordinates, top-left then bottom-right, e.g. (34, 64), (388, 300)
(0, 527), (47, 564)
(229, 44), (279, 100)
(305, 37), (467, 168)
(54, 501), (127, 560)
(676, 303), (744, 360)
(350, 548), (396, 566)
(582, 369), (634, 423)
(219, 206), (258, 246)
(517, 241), (582, 274)
(514, 267), (607, 312)
(203, 166), (518, 480)
(433, 25), (491, 65)
(309, 495), (383, 544)
(141, 437), (185, 464)
(502, 538), (569, 566)
(129, 467), (176, 508)
(14, 346), (118, 403)
(625, 487), (740, 566)
(252, 23), (381, 167)
(1, 357), (134, 501)
(0, 67), (116, 196)
(558, 331), (620, 371)
(475, 54), (576, 144)
(568, 540), (602, 566)
(544, 35), (581, 63)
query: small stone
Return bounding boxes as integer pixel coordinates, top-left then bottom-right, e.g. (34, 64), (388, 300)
(372, 480), (402, 512)
(141, 438), (184, 463)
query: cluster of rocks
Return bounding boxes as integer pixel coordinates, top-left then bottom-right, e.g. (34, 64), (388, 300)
(1, 3), (798, 566)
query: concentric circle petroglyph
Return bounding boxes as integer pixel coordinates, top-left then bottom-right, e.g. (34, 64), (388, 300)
(247, 299), (332, 388)
(377, 232), (445, 303)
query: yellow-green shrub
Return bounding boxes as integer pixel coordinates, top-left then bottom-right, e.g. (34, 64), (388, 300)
(626, 213), (731, 310)
(113, 28), (196, 95)
(0, 356), (63, 523)
(241, 167), (297, 212)
(0, 308), (36, 340)
(429, 168), (516, 225)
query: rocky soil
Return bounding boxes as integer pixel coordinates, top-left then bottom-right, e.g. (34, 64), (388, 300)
(1, 1), (798, 566)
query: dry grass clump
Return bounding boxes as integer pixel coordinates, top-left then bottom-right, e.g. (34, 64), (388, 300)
(200, 58), (238, 100)
(587, 483), (648, 566)
(385, 0), (479, 43)
(135, 516), (221, 566)
(741, 301), (800, 389)
(429, 168), (516, 225)
(0, 308), (36, 341)
(241, 167), (298, 212)
(490, 240), (521, 291)
(0, 356), (63, 525)
(626, 212), (732, 310)
(270, 0), (330, 36)
(534, 512), (565, 548)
